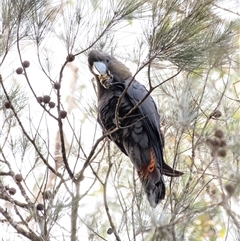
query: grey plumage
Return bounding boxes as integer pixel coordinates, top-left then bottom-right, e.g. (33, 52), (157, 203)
(88, 50), (183, 208)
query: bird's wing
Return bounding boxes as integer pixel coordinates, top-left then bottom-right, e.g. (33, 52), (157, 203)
(124, 79), (183, 177)
(125, 79), (162, 146)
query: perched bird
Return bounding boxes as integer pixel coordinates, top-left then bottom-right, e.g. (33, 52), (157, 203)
(88, 50), (183, 208)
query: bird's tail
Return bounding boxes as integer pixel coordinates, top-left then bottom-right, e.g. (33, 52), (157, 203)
(142, 175), (166, 208)
(139, 148), (183, 208)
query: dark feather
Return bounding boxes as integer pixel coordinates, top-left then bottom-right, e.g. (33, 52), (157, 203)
(88, 50), (183, 208)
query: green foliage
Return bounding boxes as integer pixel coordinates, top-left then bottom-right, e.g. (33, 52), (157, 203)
(147, 0), (239, 71)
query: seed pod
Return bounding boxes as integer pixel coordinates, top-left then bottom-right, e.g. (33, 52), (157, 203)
(54, 82), (61, 90)
(225, 183), (235, 197)
(37, 96), (43, 103)
(66, 54), (75, 62)
(211, 189), (216, 195)
(210, 110), (222, 119)
(214, 129), (224, 139)
(59, 110), (67, 119)
(43, 95), (51, 104)
(49, 101), (56, 108)
(4, 102), (12, 109)
(218, 148), (227, 157)
(36, 203), (44, 211)
(16, 67), (23, 74)
(15, 174), (23, 182)
(107, 227), (113, 235)
(9, 187), (16, 195)
(22, 60), (30, 68)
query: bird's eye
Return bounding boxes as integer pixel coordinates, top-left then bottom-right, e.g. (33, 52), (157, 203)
(106, 57), (109, 63)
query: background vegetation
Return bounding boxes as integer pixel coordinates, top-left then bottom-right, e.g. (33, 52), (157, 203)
(0, 0), (239, 240)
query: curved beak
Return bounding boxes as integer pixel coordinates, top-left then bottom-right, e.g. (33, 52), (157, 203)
(92, 61), (113, 89)
(92, 61), (107, 75)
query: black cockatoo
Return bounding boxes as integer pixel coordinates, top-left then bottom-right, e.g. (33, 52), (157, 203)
(88, 50), (183, 208)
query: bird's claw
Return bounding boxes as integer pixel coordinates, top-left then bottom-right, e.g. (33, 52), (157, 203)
(99, 74), (113, 89)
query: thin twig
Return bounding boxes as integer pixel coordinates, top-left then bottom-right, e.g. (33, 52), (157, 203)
(103, 160), (122, 241)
